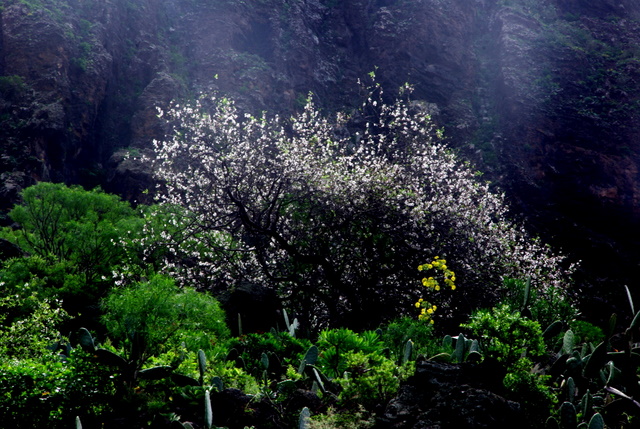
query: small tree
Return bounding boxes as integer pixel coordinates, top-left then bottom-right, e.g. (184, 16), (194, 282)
(5, 182), (138, 268)
(0, 183), (144, 326)
(148, 79), (572, 330)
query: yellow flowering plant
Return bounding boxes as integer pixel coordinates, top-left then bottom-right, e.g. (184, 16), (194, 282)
(415, 257), (456, 324)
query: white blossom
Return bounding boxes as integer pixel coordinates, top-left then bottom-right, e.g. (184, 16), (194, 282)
(143, 83), (574, 330)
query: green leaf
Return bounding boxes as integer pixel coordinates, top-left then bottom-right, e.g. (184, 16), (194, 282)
(469, 339), (480, 353)
(94, 348), (128, 369)
(454, 333), (466, 363)
(283, 309), (291, 330)
(583, 341), (608, 379)
(588, 413), (604, 429)
(429, 352), (452, 362)
(605, 361), (621, 386)
(198, 349), (207, 384)
(172, 373), (200, 387)
(277, 380), (297, 394)
(625, 285), (635, 316)
(288, 317), (299, 338)
(543, 321), (564, 340)
(211, 376), (224, 392)
(546, 416), (560, 429)
(299, 345), (319, 373)
(312, 367), (326, 394)
(299, 407), (311, 429)
(138, 366), (173, 380)
(298, 359), (308, 375)
(204, 389), (213, 429)
(565, 377), (575, 402)
(442, 335), (453, 349)
(580, 389), (593, 418)
(562, 330), (575, 355)
(629, 310), (640, 332)
(403, 339), (413, 364)
(559, 401), (577, 429)
(78, 327), (96, 353)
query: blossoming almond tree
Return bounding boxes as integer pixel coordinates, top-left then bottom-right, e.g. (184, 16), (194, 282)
(145, 81), (572, 330)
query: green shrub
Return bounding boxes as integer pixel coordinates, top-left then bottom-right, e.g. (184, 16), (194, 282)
(0, 292), (68, 360)
(0, 183), (144, 323)
(226, 330), (312, 380)
(316, 329), (384, 378)
(569, 320), (604, 345)
(462, 304), (546, 369)
(102, 274), (230, 371)
(503, 358), (556, 426)
(336, 350), (412, 411)
(502, 277), (576, 328)
(0, 349), (117, 428)
(309, 406), (375, 429)
(380, 317), (445, 362)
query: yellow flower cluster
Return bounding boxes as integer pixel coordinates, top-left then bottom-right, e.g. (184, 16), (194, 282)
(415, 298), (438, 324)
(417, 257), (456, 291)
(414, 256), (457, 324)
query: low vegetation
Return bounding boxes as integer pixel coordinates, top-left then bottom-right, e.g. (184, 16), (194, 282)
(0, 80), (636, 428)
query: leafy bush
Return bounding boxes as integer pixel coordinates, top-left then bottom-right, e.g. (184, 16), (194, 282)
(4, 183), (137, 267)
(0, 293), (68, 359)
(0, 183), (143, 324)
(102, 274), (230, 371)
(0, 349), (117, 429)
(380, 316), (445, 362)
(568, 319), (604, 345)
(502, 277), (576, 328)
(503, 358), (556, 426)
(316, 328), (385, 378)
(336, 351), (412, 411)
(462, 304), (546, 369)
(309, 406), (375, 429)
(226, 330), (312, 380)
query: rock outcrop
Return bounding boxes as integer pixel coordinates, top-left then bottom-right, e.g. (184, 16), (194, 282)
(381, 359), (525, 429)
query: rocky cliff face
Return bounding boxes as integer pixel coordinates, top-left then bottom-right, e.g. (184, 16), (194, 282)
(2, 0), (640, 315)
(0, 0), (175, 204)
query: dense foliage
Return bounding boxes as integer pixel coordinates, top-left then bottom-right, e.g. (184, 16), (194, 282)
(0, 182), (143, 329)
(102, 274), (230, 372)
(3, 84), (637, 428)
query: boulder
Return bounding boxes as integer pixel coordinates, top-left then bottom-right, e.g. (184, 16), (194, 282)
(381, 359), (523, 429)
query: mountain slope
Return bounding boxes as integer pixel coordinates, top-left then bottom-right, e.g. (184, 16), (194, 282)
(2, 0), (640, 316)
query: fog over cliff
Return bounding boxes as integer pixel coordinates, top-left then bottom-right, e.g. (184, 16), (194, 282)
(2, 0), (640, 318)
